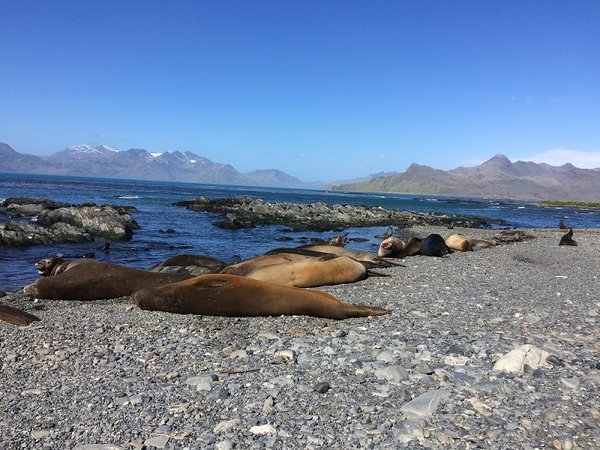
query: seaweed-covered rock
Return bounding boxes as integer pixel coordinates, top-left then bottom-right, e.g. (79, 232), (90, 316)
(174, 196), (500, 231)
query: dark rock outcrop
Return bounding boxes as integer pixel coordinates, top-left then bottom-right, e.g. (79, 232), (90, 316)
(174, 196), (499, 231)
(0, 198), (140, 247)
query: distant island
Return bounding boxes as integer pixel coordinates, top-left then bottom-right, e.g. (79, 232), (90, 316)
(2, 143), (600, 202)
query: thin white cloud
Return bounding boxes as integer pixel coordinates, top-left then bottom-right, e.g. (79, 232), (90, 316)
(514, 149), (600, 169)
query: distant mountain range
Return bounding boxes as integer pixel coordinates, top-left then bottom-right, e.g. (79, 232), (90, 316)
(328, 154), (600, 201)
(0, 143), (322, 189)
(2, 143), (599, 201)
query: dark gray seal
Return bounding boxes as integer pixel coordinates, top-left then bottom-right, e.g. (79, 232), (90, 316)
(419, 234), (451, 257)
(559, 228), (577, 246)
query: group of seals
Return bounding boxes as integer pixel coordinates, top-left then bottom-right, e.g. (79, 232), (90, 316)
(377, 230), (497, 258)
(20, 242), (393, 320)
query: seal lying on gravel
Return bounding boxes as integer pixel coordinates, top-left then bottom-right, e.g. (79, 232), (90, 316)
(404, 237), (423, 256)
(0, 304), (41, 326)
(559, 228), (578, 246)
(23, 262), (192, 300)
(224, 254), (378, 288)
(133, 274), (391, 319)
(378, 237), (406, 258)
(34, 256), (97, 277)
(292, 244), (400, 267)
(419, 234), (451, 257)
(149, 254), (228, 275)
(445, 234), (472, 252)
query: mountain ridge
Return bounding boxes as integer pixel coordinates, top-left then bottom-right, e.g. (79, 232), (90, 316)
(328, 154), (600, 201)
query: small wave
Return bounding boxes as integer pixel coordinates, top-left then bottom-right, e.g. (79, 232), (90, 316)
(115, 195), (142, 199)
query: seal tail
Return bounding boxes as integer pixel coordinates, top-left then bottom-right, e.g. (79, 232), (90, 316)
(0, 304), (41, 326)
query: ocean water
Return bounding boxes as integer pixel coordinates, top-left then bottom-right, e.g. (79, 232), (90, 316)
(1, 172), (598, 292)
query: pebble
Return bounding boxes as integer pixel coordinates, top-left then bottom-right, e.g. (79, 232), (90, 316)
(314, 382), (330, 394)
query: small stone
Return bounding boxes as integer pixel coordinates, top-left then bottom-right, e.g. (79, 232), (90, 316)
(532, 368), (545, 378)
(144, 435), (169, 448)
(546, 354), (565, 367)
(215, 440), (234, 450)
(374, 365), (408, 382)
(249, 424), (276, 435)
(315, 382), (330, 394)
(213, 419), (241, 434)
(414, 360), (434, 375)
(400, 389), (451, 418)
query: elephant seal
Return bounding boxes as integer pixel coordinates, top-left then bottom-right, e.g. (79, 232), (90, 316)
(133, 274), (391, 319)
(297, 244), (400, 267)
(221, 253), (318, 277)
(150, 254), (228, 275)
(419, 234), (451, 257)
(375, 226), (394, 239)
(34, 256), (97, 277)
(23, 262), (192, 300)
(559, 228), (577, 246)
(0, 304), (41, 326)
(378, 237), (406, 258)
(469, 238), (497, 251)
(229, 255), (370, 288)
(403, 237), (423, 256)
(328, 232), (349, 247)
(559, 219), (568, 230)
(445, 234), (472, 252)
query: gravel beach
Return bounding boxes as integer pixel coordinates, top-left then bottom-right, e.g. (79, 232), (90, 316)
(1, 226), (598, 449)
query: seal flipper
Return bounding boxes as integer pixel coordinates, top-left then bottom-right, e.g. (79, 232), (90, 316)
(0, 304), (41, 326)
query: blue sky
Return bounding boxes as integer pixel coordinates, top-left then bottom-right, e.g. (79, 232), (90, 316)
(1, 1), (599, 181)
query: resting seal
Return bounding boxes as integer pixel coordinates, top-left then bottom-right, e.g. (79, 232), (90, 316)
(228, 254), (371, 287)
(150, 254), (228, 275)
(419, 234), (451, 257)
(133, 274), (391, 319)
(295, 244), (399, 267)
(34, 256), (97, 277)
(559, 228), (577, 246)
(445, 234), (472, 252)
(0, 304), (41, 326)
(378, 237), (406, 258)
(23, 262), (192, 300)
(403, 237), (423, 256)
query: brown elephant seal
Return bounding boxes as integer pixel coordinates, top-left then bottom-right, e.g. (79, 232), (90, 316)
(419, 234), (451, 257)
(469, 238), (497, 251)
(559, 228), (577, 246)
(297, 244), (400, 267)
(23, 262), (192, 300)
(0, 304), (41, 326)
(133, 274), (391, 319)
(445, 234), (472, 252)
(378, 237), (406, 258)
(34, 256), (98, 277)
(221, 253), (318, 277)
(403, 237), (423, 256)
(328, 232), (349, 247)
(150, 254), (228, 275)
(375, 226), (394, 239)
(230, 255), (371, 288)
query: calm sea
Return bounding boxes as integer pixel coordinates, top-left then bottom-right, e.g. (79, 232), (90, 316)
(1, 172), (598, 292)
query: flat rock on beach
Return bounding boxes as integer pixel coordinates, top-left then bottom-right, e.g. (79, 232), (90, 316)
(1, 226), (599, 449)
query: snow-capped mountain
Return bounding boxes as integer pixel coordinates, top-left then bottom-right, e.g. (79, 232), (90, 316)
(0, 143), (319, 188)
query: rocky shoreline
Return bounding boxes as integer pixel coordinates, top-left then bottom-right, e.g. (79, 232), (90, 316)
(1, 225), (598, 449)
(0, 197), (139, 247)
(174, 196), (502, 231)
